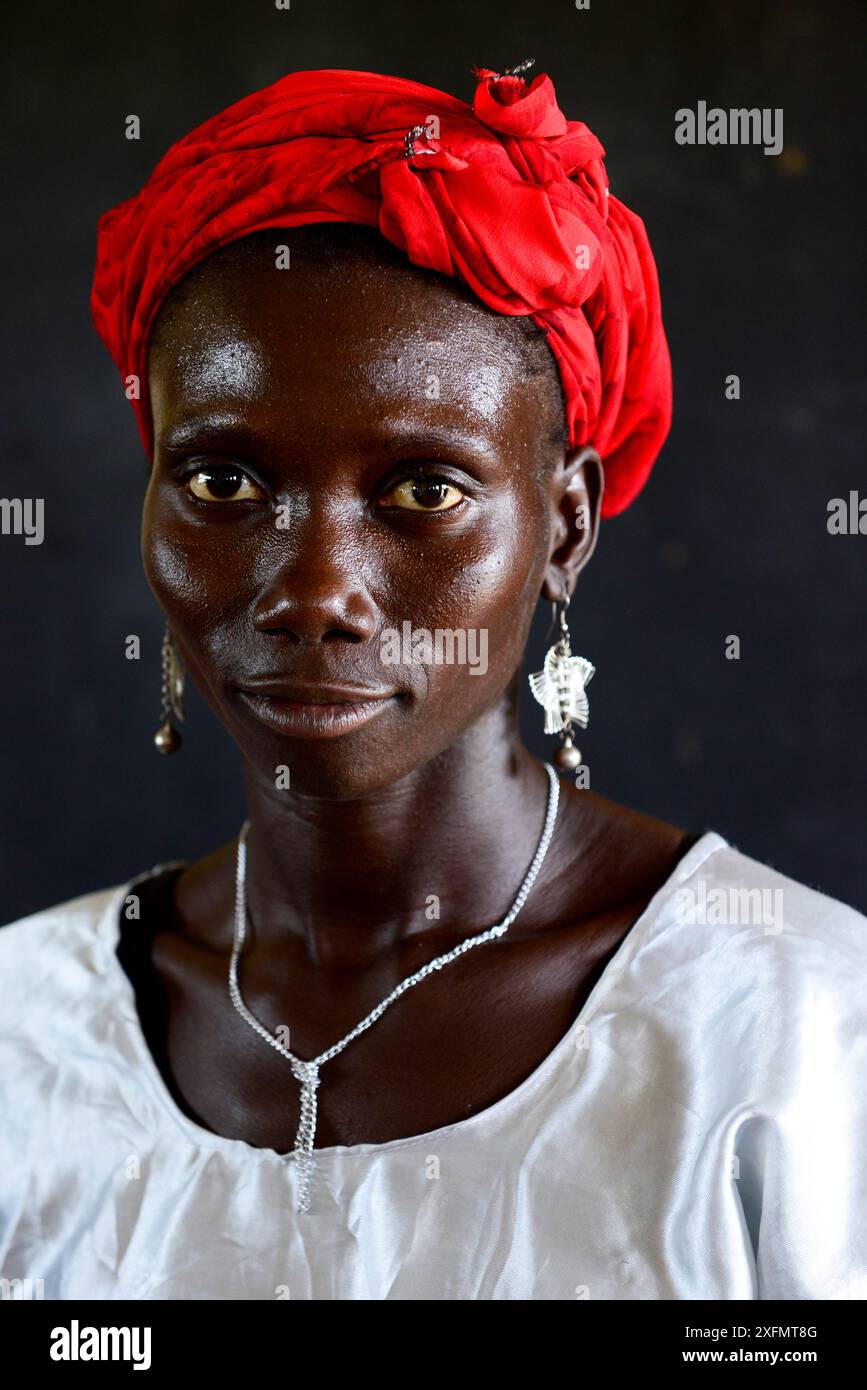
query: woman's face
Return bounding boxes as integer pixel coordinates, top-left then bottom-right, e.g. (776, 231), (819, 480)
(142, 228), (596, 797)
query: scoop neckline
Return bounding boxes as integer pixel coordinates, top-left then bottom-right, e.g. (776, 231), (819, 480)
(100, 830), (727, 1163)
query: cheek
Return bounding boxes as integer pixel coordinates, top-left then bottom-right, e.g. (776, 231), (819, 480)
(140, 481), (250, 675)
(397, 498), (545, 700)
(143, 472), (260, 606)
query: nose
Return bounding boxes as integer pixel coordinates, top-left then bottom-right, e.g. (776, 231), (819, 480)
(251, 515), (379, 645)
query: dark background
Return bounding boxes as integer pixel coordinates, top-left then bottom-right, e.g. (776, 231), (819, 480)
(1, 0), (864, 922)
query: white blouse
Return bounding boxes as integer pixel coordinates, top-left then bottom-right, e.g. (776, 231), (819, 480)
(1, 831), (865, 1301)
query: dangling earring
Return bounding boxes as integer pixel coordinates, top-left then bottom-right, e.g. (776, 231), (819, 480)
(528, 594), (595, 771)
(154, 624), (185, 754)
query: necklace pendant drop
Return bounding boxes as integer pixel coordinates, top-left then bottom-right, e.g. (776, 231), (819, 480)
(291, 1058), (321, 1213)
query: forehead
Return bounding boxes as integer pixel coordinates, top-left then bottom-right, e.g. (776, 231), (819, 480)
(146, 229), (553, 450)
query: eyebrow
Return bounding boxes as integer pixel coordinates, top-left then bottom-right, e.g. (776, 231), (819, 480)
(156, 415), (258, 452)
(349, 418), (501, 464)
(156, 414), (502, 464)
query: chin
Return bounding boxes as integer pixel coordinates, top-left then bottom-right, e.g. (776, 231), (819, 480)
(230, 708), (423, 801)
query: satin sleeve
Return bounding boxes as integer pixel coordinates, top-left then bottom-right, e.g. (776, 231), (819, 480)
(731, 907), (867, 1300)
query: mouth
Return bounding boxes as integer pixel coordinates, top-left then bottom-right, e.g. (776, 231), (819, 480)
(234, 681), (400, 740)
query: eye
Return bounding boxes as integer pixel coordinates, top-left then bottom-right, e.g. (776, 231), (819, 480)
(183, 465), (266, 503)
(378, 476), (466, 513)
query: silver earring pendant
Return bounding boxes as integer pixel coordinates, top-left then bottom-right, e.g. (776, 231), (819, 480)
(528, 595), (595, 770)
(154, 624), (186, 754)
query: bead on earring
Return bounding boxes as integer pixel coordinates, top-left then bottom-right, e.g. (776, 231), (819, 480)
(154, 624), (186, 754)
(528, 594), (595, 771)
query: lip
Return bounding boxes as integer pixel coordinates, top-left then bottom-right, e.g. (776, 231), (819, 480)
(235, 681), (400, 739)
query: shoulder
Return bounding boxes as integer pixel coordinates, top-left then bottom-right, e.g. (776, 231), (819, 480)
(0, 882), (125, 963)
(642, 830), (867, 1008)
(0, 885), (132, 1149)
(614, 831), (867, 1103)
(668, 833), (866, 961)
(0, 866), (181, 1017)
(593, 828), (866, 1071)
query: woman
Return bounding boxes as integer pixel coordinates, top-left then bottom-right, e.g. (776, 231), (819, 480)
(1, 63), (864, 1301)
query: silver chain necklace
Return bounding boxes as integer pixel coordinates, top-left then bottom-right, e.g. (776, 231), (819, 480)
(228, 761), (560, 1213)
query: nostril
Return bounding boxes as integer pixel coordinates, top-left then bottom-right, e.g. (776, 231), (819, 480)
(253, 604), (378, 645)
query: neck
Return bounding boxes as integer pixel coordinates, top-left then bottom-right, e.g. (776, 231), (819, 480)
(238, 714), (557, 971)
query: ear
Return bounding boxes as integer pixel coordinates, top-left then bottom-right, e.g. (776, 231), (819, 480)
(540, 445), (603, 603)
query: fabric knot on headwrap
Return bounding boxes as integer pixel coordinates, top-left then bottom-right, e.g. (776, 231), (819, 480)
(470, 61), (569, 139)
(90, 64), (672, 517)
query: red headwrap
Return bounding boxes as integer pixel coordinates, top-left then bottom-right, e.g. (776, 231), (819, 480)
(90, 65), (672, 517)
